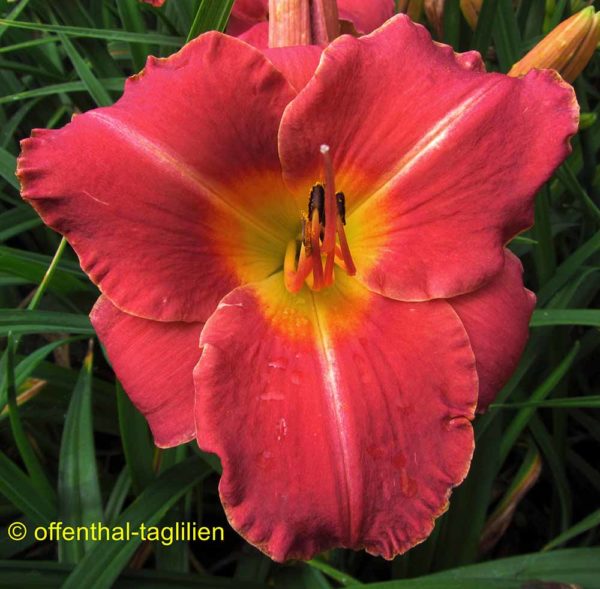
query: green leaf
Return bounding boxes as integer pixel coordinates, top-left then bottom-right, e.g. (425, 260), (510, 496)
(0, 18), (183, 46)
(187, 0), (235, 42)
(0, 0), (32, 42)
(493, 395), (600, 409)
(441, 1), (461, 50)
(432, 417), (501, 569)
(536, 231), (600, 306)
(0, 450), (56, 526)
(61, 456), (212, 589)
(0, 560), (270, 588)
(0, 78), (125, 105)
(491, 0), (522, 72)
(58, 347), (103, 563)
(1, 334), (56, 506)
(0, 36), (58, 56)
(554, 163), (600, 224)
(544, 508), (600, 551)
(355, 548), (600, 588)
(154, 446), (189, 572)
(117, 0), (152, 71)
(104, 467), (131, 525)
(0, 146), (18, 189)
(0, 207), (42, 241)
(116, 382), (155, 495)
(531, 187), (556, 287)
(308, 559), (361, 587)
(499, 343), (580, 464)
(0, 98), (41, 149)
(0, 310), (94, 336)
(529, 416), (572, 533)
(57, 33), (112, 107)
(0, 246), (89, 295)
(530, 309), (600, 327)
(471, 0), (499, 58)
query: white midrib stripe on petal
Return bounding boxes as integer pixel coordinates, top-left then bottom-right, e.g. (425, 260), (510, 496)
(349, 78), (504, 218)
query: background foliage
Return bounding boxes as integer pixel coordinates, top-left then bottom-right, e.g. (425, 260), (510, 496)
(0, 0), (598, 587)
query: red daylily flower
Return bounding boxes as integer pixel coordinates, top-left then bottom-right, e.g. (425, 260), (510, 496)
(228, 0), (395, 47)
(140, 0), (165, 7)
(18, 15), (577, 561)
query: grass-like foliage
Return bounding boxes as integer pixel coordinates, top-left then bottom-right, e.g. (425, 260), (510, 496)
(0, 1), (599, 587)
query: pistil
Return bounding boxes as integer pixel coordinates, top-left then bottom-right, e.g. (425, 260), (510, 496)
(310, 208), (324, 290)
(320, 144), (337, 256)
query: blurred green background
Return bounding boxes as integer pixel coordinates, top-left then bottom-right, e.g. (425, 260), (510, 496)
(0, 1), (598, 587)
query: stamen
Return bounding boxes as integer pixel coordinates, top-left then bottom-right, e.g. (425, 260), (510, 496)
(336, 216), (356, 276)
(283, 239), (299, 292)
(301, 212), (312, 255)
(336, 192), (346, 224)
(319, 144), (337, 255)
(284, 240), (314, 293)
(285, 150), (357, 293)
(308, 184), (326, 226)
(334, 244), (346, 270)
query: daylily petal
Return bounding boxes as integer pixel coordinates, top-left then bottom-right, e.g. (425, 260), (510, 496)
(19, 33), (300, 323)
(91, 296), (202, 447)
(279, 15), (578, 301)
(195, 272), (477, 561)
(449, 250), (536, 412)
(238, 21), (269, 48)
(337, 0), (395, 34)
(264, 46), (322, 92)
(228, 0), (269, 37)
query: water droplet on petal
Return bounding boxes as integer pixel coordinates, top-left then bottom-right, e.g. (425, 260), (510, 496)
(260, 391), (285, 401)
(275, 417), (288, 441)
(258, 450), (273, 469)
(268, 357), (288, 370)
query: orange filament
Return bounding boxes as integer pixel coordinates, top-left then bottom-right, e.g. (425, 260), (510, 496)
(336, 216), (356, 276)
(284, 240), (314, 293)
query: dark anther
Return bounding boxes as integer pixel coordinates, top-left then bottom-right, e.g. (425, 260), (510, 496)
(309, 183), (326, 225)
(336, 192), (346, 225)
(301, 214), (312, 254)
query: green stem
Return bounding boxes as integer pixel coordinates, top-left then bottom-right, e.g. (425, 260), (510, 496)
(27, 236), (67, 312)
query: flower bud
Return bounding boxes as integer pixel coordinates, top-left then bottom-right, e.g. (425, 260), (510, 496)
(311, 0), (340, 45)
(460, 0), (482, 30)
(424, 0), (445, 38)
(398, 0), (424, 22)
(268, 0), (341, 47)
(509, 7), (600, 83)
